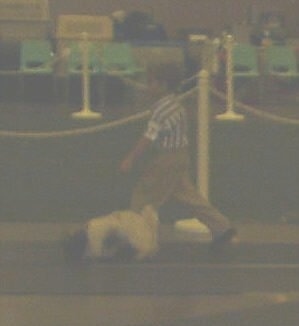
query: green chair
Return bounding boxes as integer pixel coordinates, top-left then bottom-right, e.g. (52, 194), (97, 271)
(264, 45), (298, 77)
(20, 39), (56, 100)
(100, 42), (144, 107)
(20, 40), (54, 72)
(67, 41), (102, 75)
(232, 43), (259, 78)
(101, 42), (143, 76)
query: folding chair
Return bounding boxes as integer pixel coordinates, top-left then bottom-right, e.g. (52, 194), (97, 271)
(232, 43), (259, 78)
(67, 42), (101, 74)
(264, 45), (298, 77)
(100, 42), (144, 107)
(101, 42), (143, 76)
(19, 39), (56, 101)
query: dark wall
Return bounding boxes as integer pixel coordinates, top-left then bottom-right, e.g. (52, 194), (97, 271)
(48, 0), (299, 38)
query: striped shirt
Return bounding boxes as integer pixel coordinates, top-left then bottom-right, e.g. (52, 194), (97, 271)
(144, 94), (189, 150)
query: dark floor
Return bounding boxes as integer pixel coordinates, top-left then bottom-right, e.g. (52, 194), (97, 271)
(1, 80), (299, 325)
(1, 220), (299, 326)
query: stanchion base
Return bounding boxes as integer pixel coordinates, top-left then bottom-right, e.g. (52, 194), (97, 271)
(72, 109), (102, 120)
(216, 111), (245, 121)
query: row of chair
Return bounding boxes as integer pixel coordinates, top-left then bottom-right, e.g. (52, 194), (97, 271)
(0, 39), (143, 75)
(0, 39), (144, 105)
(231, 43), (299, 79)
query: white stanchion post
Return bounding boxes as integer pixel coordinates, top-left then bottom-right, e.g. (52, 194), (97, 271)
(197, 69), (210, 200)
(216, 34), (244, 121)
(72, 32), (102, 120)
(174, 69), (211, 235)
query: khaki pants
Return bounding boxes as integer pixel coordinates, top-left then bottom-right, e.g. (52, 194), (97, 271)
(131, 148), (232, 238)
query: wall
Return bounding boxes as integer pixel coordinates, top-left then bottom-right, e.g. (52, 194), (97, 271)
(48, 0), (299, 38)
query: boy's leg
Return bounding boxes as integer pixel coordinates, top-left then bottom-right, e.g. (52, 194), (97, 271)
(131, 152), (182, 212)
(173, 170), (234, 240)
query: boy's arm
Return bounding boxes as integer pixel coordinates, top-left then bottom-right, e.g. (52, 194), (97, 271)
(119, 136), (152, 173)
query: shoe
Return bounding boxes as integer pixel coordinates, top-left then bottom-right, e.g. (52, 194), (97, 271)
(210, 228), (237, 251)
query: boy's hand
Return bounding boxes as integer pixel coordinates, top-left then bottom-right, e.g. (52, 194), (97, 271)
(119, 136), (150, 173)
(119, 156), (134, 173)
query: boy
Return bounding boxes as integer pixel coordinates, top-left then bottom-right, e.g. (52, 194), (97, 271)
(120, 63), (236, 249)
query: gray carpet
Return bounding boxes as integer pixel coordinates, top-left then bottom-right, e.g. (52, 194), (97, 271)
(1, 242), (299, 295)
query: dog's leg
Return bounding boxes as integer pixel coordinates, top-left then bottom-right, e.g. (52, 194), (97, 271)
(86, 221), (111, 258)
(132, 238), (159, 260)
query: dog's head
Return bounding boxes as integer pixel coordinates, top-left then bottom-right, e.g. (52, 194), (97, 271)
(62, 229), (88, 263)
(102, 231), (138, 261)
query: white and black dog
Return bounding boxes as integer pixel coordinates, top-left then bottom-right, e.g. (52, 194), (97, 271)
(63, 205), (159, 262)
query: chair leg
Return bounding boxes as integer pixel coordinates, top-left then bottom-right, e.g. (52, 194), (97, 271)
(53, 75), (66, 107)
(99, 74), (106, 109)
(56, 76), (69, 108)
(53, 76), (58, 105)
(19, 74), (25, 103)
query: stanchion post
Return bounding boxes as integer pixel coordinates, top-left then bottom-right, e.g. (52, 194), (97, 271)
(197, 69), (210, 200)
(216, 34), (244, 121)
(72, 32), (102, 120)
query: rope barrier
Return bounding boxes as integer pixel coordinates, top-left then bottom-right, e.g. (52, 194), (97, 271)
(119, 76), (148, 91)
(0, 111), (151, 139)
(0, 83), (197, 139)
(211, 34), (299, 125)
(3, 59), (299, 140)
(211, 87), (299, 126)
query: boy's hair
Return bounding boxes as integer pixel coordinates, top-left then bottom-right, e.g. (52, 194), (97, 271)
(147, 63), (183, 92)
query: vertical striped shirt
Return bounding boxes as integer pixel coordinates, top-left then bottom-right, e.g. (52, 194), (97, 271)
(144, 94), (189, 150)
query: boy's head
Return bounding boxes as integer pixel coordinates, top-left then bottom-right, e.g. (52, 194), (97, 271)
(147, 63), (183, 93)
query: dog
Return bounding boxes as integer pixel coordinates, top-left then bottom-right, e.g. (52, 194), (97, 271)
(63, 205), (159, 262)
